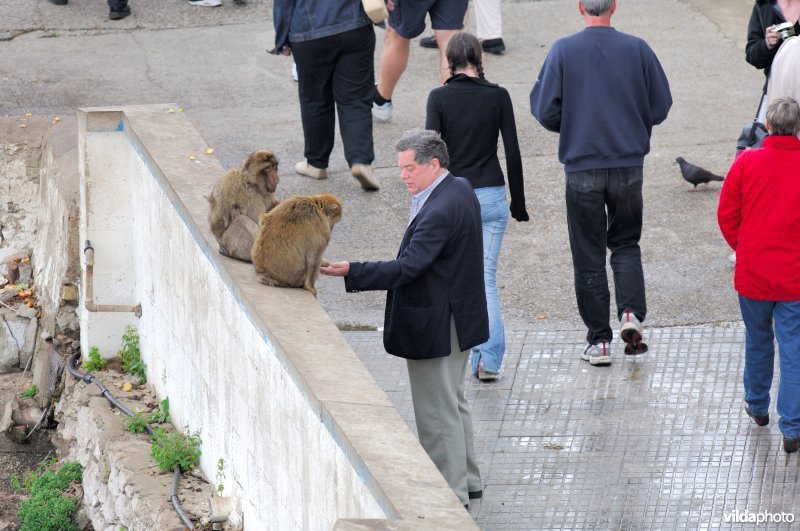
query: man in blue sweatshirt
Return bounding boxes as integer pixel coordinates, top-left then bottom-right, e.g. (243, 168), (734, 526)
(530, 0), (672, 366)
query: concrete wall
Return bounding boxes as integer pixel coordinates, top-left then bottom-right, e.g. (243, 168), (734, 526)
(0, 118), (46, 252)
(32, 117), (81, 324)
(76, 105), (475, 530)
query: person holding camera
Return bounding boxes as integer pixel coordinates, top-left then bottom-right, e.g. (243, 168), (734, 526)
(745, 0), (800, 128)
(717, 96), (800, 455)
(747, 0), (800, 87)
(530, 0), (672, 366)
(737, 1), (800, 152)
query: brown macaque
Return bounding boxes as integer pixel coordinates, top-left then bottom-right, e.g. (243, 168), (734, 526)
(207, 150), (280, 262)
(251, 194), (343, 297)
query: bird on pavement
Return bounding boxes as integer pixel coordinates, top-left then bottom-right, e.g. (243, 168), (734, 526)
(675, 156), (725, 191)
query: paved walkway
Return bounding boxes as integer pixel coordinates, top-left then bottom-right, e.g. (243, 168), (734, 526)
(345, 326), (799, 530)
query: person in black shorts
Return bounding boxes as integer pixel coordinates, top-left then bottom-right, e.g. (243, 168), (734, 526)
(372, 0), (467, 122)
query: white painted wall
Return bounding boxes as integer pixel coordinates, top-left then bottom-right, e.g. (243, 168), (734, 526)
(78, 110), (386, 529)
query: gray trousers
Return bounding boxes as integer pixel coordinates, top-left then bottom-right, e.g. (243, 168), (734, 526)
(406, 318), (481, 505)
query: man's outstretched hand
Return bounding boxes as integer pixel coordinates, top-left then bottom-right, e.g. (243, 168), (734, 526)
(320, 261), (350, 277)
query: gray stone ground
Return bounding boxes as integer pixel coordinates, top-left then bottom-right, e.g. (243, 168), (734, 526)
(3, 0), (798, 529)
(345, 326), (799, 529)
(0, 0), (762, 330)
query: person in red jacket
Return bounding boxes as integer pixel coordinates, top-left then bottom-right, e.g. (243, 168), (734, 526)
(718, 96), (800, 454)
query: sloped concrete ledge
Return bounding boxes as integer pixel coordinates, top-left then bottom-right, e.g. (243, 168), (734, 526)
(75, 105), (477, 530)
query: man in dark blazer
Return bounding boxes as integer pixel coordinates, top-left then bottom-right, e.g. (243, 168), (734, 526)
(321, 129), (488, 508)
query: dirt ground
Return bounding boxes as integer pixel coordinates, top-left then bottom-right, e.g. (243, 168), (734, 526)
(0, 373), (56, 531)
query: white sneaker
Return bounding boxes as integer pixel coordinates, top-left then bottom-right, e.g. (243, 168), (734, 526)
(581, 341), (611, 366)
(294, 160), (327, 180)
(620, 309), (647, 355)
(291, 62), (298, 82)
(188, 0), (221, 6)
(372, 101), (393, 122)
(350, 164), (380, 191)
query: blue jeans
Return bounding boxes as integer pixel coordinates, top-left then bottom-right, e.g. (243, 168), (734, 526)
(471, 187), (509, 375)
(739, 295), (800, 439)
(565, 167), (646, 345)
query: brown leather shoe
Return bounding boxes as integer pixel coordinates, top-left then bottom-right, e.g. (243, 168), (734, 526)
(745, 405), (769, 426)
(784, 437), (800, 453)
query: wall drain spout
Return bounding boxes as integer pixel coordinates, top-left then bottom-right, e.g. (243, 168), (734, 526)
(83, 240), (142, 317)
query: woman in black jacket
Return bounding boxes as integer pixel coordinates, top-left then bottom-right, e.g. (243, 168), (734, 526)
(746, 0), (800, 90)
(425, 32), (528, 382)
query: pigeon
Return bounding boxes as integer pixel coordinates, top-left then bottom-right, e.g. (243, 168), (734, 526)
(675, 156), (725, 191)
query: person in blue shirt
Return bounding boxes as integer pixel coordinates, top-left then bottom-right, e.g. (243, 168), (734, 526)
(530, 0), (671, 366)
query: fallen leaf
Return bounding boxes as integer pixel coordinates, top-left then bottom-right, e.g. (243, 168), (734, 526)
(178, 107), (184, 112)
(122, 382), (133, 392)
(24, 112), (31, 117)
(168, 108), (176, 113)
(20, 257), (30, 263)
(19, 124), (26, 128)
(188, 154), (197, 161)
(205, 148), (214, 155)
(536, 313), (548, 320)
(52, 116), (61, 124)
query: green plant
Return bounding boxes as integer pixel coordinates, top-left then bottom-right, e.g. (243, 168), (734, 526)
(16, 460), (82, 531)
(118, 325), (146, 382)
(149, 397), (170, 424)
(122, 411), (150, 434)
(150, 427), (201, 473)
(82, 346), (107, 372)
(215, 458), (226, 496)
(10, 473), (21, 491)
(19, 384), (38, 399)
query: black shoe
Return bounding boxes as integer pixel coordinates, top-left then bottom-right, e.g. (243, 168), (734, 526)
(420, 35), (438, 49)
(469, 490), (483, 500)
(481, 38), (506, 55)
(109, 5), (131, 19)
(745, 405), (769, 426)
(785, 437), (800, 453)
(48, 0), (68, 4)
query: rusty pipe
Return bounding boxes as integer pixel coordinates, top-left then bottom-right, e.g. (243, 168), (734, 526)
(83, 240), (142, 317)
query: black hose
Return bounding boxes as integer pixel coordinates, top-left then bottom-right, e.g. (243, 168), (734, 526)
(171, 467), (195, 528)
(66, 354), (194, 529)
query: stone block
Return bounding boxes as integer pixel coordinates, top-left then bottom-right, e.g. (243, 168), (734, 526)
(17, 263), (32, 284)
(56, 303), (79, 334)
(15, 305), (37, 319)
(0, 318), (25, 372)
(61, 284), (79, 301)
(0, 287), (17, 303)
(19, 316), (37, 369)
(31, 340), (61, 409)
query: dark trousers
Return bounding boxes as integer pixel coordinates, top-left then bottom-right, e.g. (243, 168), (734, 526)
(565, 167), (647, 345)
(291, 24), (375, 169)
(108, 0), (127, 10)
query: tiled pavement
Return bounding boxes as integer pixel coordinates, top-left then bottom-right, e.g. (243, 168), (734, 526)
(344, 326), (800, 530)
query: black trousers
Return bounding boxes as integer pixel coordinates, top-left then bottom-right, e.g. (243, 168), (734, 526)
(108, 0), (127, 10)
(291, 24), (375, 169)
(565, 166), (647, 345)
